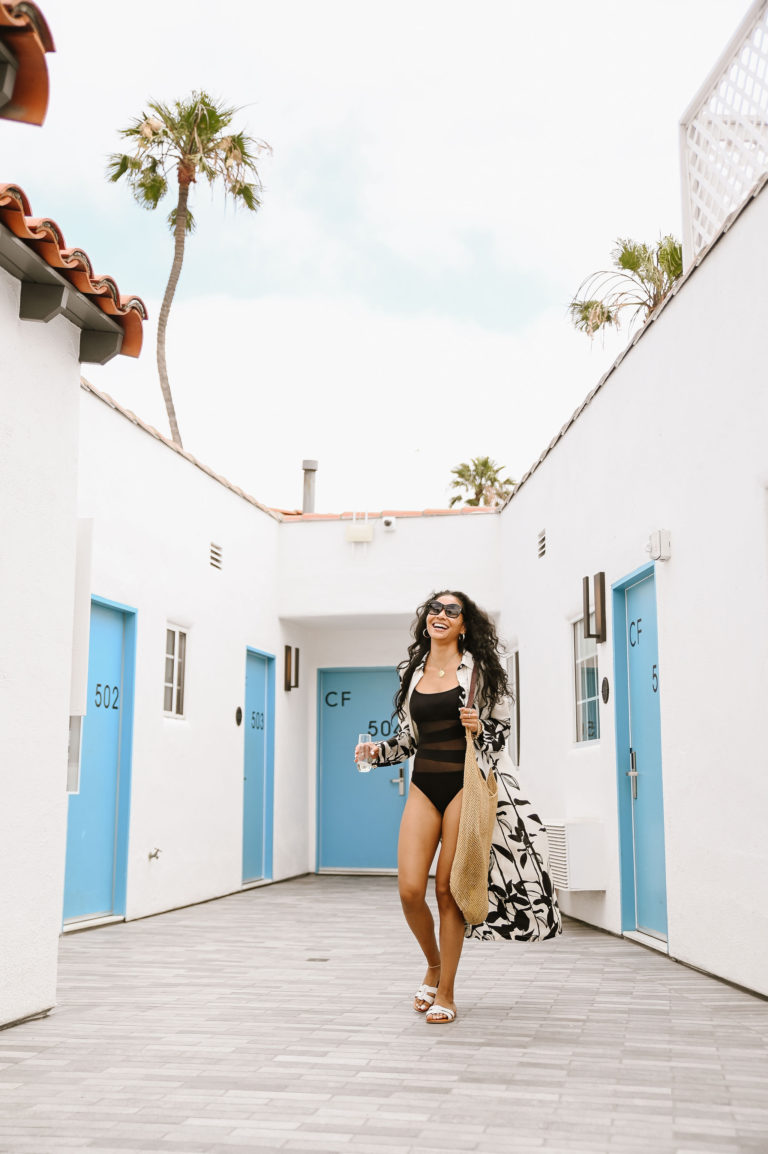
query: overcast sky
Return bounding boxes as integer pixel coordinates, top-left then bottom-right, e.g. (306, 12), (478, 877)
(5, 1), (743, 511)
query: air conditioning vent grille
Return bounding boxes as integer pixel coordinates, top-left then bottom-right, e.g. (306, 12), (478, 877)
(210, 543), (223, 569)
(543, 820), (606, 891)
(537, 529), (546, 558)
(547, 823), (569, 888)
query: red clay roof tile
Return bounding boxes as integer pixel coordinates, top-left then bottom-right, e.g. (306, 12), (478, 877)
(279, 505), (499, 521)
(0, 3), (54, 125)
(0, 183), (148, 356)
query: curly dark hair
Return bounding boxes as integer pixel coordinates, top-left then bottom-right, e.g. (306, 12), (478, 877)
(394, 590), (510, 715)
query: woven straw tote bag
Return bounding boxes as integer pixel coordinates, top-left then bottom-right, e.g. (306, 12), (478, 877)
(449, 668), (498, 925)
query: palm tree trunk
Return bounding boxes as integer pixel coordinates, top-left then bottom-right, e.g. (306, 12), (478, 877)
(156, 177), (191, 446)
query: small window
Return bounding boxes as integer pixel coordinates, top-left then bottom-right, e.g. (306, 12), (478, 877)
(573, 617), (599, 742)
(164, 626), (187, 717)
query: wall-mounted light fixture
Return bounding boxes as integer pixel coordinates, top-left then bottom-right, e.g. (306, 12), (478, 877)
(583, 572), (607, 643)
(646, 529), (671, 561)
(284, 645), (300, 691)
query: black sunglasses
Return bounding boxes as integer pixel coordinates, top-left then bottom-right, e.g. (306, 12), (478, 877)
(427, 599), (463, 619)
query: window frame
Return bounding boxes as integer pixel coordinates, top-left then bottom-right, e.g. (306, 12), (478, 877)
(572, 614), (600, 745)
(164, 624), (188, 719)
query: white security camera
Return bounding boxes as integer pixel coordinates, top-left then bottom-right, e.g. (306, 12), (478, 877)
(382, 516), (396, 530)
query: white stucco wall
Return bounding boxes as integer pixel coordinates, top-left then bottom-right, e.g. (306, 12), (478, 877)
(78, 396), (504, 915)
(78, 393), (306, 917)
(0, 267), (80, 1027)
(279, 514), (503, 868)
(497, 185), (768, 995)
(277, 512), (502, 623)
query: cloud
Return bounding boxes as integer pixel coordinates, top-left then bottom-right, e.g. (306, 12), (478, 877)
(18, 0), (743, 512)
(8, 0), (740, 309)
(86, 291), (626, 512)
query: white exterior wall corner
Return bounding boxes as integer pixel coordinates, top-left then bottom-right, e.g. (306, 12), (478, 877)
(498, 184), (768, 994)
(277, 514), (503, 623)
(77, 391), (506, 920)
(78, 390), (309, 919)
(0, 266), (81, 1026)
(277, 515), (503, 872)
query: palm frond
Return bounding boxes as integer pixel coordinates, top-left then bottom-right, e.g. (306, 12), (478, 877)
(136, 160), (168, 210)
(449, 456), (515, 507)
(613, 238), (651, 275)
(568, 298), (618, 336)
(571, 233), (684, 340)
(657, 234), (683, 281)
(167, 205), (196, 233)
(106, 153), (131, 183)
(108, 89), (270, 230)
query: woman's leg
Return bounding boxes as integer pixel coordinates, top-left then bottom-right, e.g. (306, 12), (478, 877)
(398, 784), (443, 1008)
(431, 788), (465, 1018)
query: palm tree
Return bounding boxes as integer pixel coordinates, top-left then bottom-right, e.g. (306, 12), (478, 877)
(449, 456), (516, 508)
(108, 91), (270, 446)
(569, 235), (683, 340)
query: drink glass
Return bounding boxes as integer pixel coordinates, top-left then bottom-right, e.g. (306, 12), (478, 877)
(357, 732), (373, 773)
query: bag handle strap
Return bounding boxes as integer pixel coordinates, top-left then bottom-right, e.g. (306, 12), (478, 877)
(467, 664), (478, 709)
(465, 664), (481, 751)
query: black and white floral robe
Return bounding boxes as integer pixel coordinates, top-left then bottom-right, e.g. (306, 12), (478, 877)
(376, 651), (562, 942)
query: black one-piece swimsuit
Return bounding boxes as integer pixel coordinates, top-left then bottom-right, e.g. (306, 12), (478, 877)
(410, 685), (466, 815)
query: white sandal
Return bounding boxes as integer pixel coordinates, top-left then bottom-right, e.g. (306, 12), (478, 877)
(425, 1004), (456, 1024)
(413, 983), (438, 1012)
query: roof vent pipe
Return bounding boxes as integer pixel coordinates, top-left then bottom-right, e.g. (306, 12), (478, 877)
(302, 459), (318, 514)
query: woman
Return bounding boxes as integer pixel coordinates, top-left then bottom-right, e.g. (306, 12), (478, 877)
(355, 590), (561, 1025)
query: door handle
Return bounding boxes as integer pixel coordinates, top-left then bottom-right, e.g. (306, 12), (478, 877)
(390, 765), (405, 796)
(626, 748), (638, 799)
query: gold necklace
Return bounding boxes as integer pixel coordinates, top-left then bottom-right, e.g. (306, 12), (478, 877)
(430, 655), (456, 679)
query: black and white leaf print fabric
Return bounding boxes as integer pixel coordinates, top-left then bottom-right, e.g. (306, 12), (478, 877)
(377, 651), (562, 943)
(465, 766), (562, 942)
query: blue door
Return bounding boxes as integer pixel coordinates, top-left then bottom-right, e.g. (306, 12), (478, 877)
(624, 573), (668, 939)
(64, 602), (128, 921)
(243, 651), (273, 882)
(318, 668), (406, 871)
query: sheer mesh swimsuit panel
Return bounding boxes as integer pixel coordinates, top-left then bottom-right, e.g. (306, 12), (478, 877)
(410, 685), (465, 815)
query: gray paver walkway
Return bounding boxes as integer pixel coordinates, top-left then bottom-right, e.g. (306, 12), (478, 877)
(0, 876), (767, 1154)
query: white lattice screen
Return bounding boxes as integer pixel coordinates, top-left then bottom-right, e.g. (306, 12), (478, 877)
(680, 0), (768, 267)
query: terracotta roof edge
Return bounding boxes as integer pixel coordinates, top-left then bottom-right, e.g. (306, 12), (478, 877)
(280, 505), (501, 521)
(0, 183), (147, 354)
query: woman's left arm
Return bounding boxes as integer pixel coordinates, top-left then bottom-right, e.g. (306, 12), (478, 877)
(475, 691), (511, 753)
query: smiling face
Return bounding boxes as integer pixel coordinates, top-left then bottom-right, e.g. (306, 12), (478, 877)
(425, 594), (464, 646)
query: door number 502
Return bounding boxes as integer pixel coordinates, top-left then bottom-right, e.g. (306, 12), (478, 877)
(94, 683), (119, 709)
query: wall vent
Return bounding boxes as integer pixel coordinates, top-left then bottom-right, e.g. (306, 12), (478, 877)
(545, 821), (606, 891)
(210, 543), (223, 570)
(537, 529), (546, 558)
